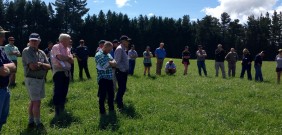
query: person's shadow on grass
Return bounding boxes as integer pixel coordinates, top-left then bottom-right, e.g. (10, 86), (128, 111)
(49, 110), (80, 128)
(98, 111), (120, 131)
(120, 102), (141, 119)
(20, 125), (47, 135)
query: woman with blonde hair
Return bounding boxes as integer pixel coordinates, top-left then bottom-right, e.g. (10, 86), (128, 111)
(240, 48), (253, 80)
(276, 49), (282, 84)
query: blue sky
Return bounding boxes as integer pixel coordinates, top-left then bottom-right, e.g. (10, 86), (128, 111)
(42, 0), (282, 23)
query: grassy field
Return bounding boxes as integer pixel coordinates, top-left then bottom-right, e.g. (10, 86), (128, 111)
(1, 58), (282, 134)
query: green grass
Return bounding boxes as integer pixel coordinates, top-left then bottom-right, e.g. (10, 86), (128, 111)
(1, 58), (282, 134)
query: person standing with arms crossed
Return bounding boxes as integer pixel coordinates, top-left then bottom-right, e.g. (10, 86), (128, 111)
(0, 26), (16, 131)
(214, 44), (226, 78)
(155, 42), (166, 75)
(128, 45), (138, 75)
(51, 34), (74, 116)
(196, 45), (208, 76)
(114, 35), (131, 110)
(95, 41), (117, 114)
(225, 48), (239, 77)
(4, 37), (21, 86)
(22, 33), (51, 131)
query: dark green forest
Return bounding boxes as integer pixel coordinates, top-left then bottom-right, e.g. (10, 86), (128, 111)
(1, 0), (282, 60)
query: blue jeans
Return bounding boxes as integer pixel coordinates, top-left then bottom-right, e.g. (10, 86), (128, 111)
(0, 88), (10, 131)
(197, 61), (207, 76)
(255, 65), (263, 81)
(128, 59), (136, 75)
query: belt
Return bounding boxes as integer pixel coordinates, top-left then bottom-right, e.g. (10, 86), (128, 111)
(26, 76), (44, 79)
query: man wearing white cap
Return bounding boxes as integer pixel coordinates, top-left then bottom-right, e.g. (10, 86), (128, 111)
(22, 33), (51, 131)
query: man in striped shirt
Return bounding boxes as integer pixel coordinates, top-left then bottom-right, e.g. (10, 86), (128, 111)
(95, 41), (117, 114)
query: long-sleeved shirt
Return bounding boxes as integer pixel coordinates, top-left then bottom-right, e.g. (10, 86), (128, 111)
(128, 49), (138, 60)
(254, 54), (263, 66)
(95, 51), (113, 82)
(242, 54), (253, 66)
(51, 43), (72, 74)
(276, 55), (282, 68)
(0, 48), (12, 87)
(225, 52), (238, 63)
(155, 47), (166, 59)
(215, 49), (226, 62)
(114, 44), (129, 72)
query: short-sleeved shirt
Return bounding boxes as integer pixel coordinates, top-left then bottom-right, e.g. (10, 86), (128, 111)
(155, 47), (166, 59)
(196, 50), (207, 61)
(143, 51), (152, 63)
(165, 62), (176, 69)
(276, 55), (282, 68)
(22, 47), (49, 78)
(95, 51), (113, 82)
(114, 44), (129, 72)
(4, 44), (19, 61)
(75, 45), (89, 60)
(128, 49), (138, 60)
(182, 51), (190, 60)
(51, 43), (72, 74)
(0, 48), (12, 87)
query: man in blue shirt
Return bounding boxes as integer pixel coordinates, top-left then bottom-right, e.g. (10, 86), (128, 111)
(165, 59), (176, 75)
(155, 42), (166, 75)
(0, 26), (16, 131)
(75, 39), (91, 80)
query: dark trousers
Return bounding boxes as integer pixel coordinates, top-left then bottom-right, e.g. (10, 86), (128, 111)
(128, 59), (136, 75)
(197, 61), (207, 76)
(78, 60), (91, 79)
(255, 65), (263, 81)
(53, 71), (70, 112)
(70, 64), (74, 80)
(115, 69), (128, 109)
(98, 79), (114, 114)
(228, 62), (236, 77)
(240, 65), (252, 80)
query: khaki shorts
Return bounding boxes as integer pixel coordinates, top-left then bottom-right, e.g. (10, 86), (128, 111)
(25, 77), (45, 101)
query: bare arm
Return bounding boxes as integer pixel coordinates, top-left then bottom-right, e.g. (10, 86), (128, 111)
(0, 63), (16, 77)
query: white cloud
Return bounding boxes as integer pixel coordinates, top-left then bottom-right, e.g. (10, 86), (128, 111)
(116, 0), (131, 8)
(148, 13), (154, 17)
(93, 0), (104, 3)
(203, 0), (280, 23)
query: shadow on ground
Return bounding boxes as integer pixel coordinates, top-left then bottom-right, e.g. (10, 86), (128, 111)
(50, 110), (80, 128)
(120, 102), (142, 119)
(99, 111), (120, 131)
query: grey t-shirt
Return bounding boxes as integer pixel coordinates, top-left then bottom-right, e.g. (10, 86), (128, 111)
(22, 47), (49, 78)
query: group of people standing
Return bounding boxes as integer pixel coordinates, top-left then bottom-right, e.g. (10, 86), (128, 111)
(1, 25), (282, 133)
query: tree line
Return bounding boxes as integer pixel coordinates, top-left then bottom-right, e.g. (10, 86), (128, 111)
(1, 0), (282, 60)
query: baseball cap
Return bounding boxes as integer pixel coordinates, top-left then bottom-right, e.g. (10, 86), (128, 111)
(99, 40), (105, 44)
(120, 35), (131, 41)
(112, 39), (118, 43)
(0, 26), (9, 34)
(29, 33), (41, 41)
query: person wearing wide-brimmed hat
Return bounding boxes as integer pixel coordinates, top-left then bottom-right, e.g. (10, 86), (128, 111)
(114, 35), (131, 110)
(240, 48), (253, 80)
(276, 49), (282, 84)
(0, 26), (16, 131)
(182, 46), (190, 75)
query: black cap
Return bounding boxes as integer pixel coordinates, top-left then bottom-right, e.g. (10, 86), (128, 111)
(120, 35), (131, 41)
(99, 40), (105, 44)
(112, 39), (118, 43)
